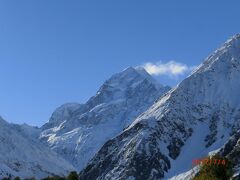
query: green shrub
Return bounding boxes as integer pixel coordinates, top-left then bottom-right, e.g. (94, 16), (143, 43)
(2, 178), (11, 180)
(67, 171), (78, 180)
(42, 176), (66, 180)
(193, 155), (233, 180)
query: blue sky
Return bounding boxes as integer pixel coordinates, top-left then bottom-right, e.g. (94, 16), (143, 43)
(0, 0), (240, 126)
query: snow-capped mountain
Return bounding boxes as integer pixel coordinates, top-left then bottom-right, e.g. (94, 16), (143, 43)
(0, 117), (75, 179)
(79, 34), (240, 180)
(40, 67), (170, 171)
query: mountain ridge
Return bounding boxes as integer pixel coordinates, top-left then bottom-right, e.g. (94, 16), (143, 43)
(2, 34), (240, 179)
(40, 66), (170, 171)
(79, 34), (240, 180)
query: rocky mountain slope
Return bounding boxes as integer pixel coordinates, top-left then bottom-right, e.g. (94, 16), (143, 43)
(0, 117), (75, 179)
(219, 130), (240, 179)
(79, 34), (240, 180)
(40, 67), (170, 171)
(171, 130), (240, 180)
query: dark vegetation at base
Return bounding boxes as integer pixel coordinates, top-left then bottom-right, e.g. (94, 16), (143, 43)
(193, 155), (233, 180)
(2, 171), (79, 180)
(2, 155), (237, 180)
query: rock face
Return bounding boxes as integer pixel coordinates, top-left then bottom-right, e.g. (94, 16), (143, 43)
(0, 117), (75, 179)
(219, 130), (240, 179)
(40, 67), (170, 171)
(79, 34), (240, 179)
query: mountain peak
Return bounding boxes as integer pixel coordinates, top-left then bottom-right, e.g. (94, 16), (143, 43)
(0, 116), (7, 125)
(107, 66), (162, 89)
(93, 66), (166, 104)
(116, 66), (145, 79)
(41, 66), (170, 171)
(121, 66), (136, 73)
(41, 103), (83, 129)
(193, 33), (240, 74)
(223, 33), (240, 49)
(121, 66), (150, 77)
(230, 33), (240, 40)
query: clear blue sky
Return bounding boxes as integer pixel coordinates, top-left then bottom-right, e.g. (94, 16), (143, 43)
(0, 0), (240, 126)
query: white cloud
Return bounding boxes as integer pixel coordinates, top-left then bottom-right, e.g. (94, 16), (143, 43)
(142, 61), (195, 77)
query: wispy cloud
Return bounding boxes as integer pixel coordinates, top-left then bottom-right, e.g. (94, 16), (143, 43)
(142, 61), (195, 78)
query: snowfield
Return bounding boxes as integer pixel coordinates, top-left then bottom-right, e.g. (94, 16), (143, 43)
(0, 117), (75, 179)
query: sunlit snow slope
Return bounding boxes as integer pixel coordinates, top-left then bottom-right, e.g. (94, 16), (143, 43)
(0, 117), (75, 179)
